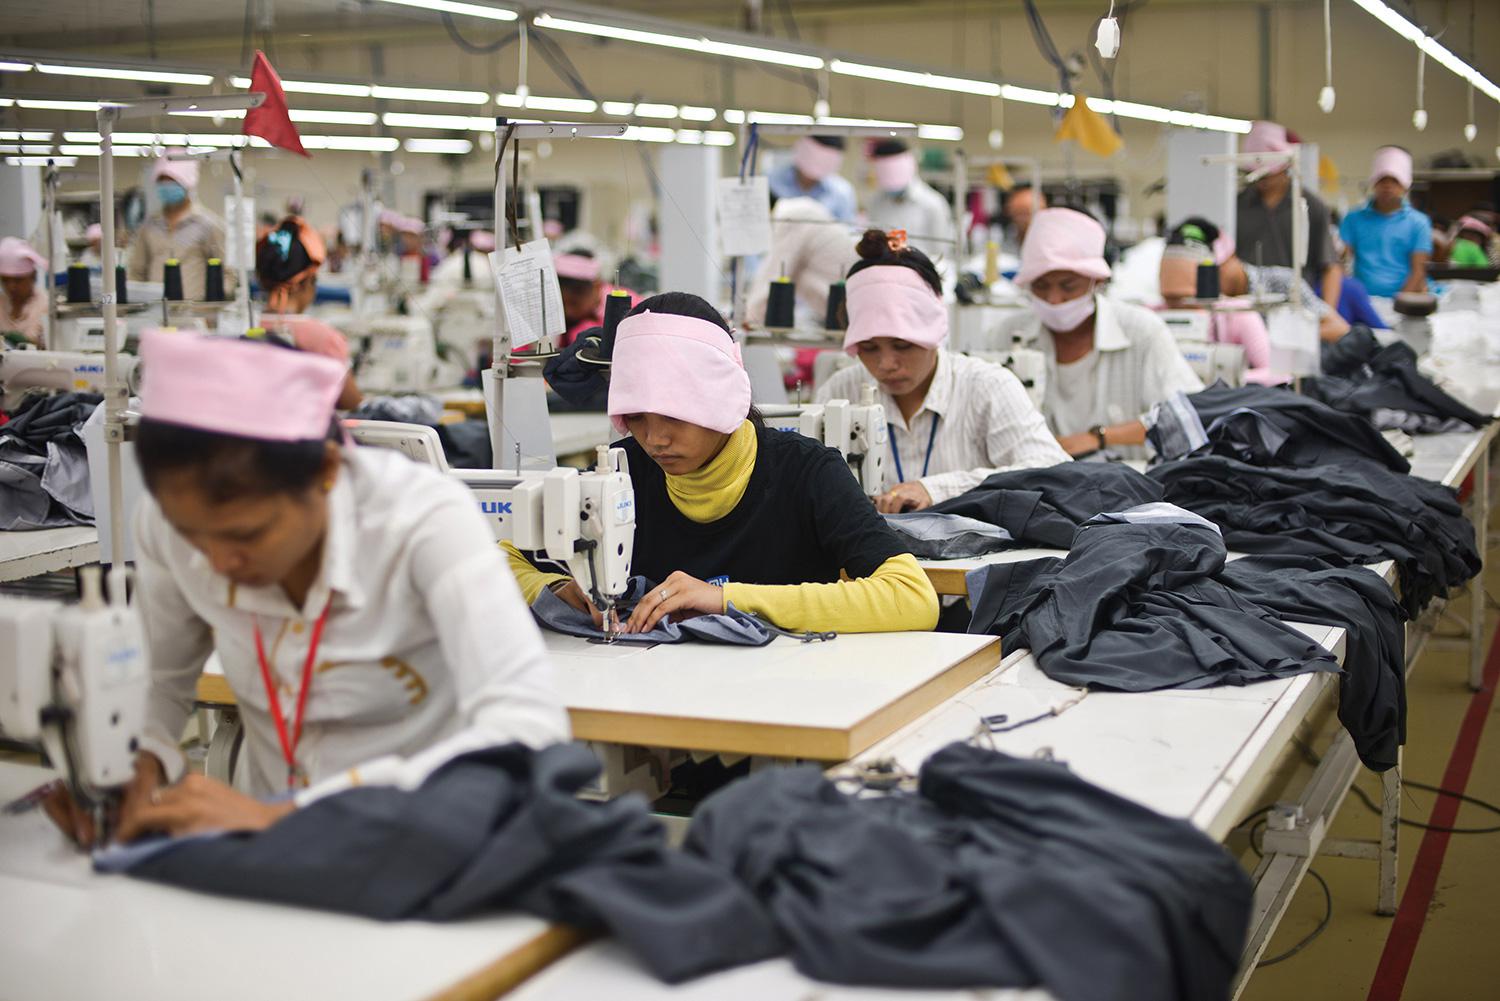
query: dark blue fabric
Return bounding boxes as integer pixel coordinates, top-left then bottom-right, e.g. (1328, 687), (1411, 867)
(530, 576), (777, 646)
(1338, 274), (1388, 329)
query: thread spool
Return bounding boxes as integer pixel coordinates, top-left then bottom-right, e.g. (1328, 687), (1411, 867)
(162, 259), (184, 301)
(824, 281), (848, 331)
(462, 248), (473, 284)
(203, 258), (225, 302)
(599, 288), (633, 361)
(1195, 260), (1220, 300)
(765, 276), (796, 330)
(985, 241), (1000, 286)
(115, 265), (128, 305)
(66, 263), (91, 304)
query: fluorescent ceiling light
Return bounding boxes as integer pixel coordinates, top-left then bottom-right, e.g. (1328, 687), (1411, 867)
(917, 124), (964, 141)
(8, 156), (77, 166)
(702, 131), (735, 146)
(999, 84), (1062, 107)
(36, 62), (212, 85)
(634, 103), (679, 119)
(301, 135), (401, 151)
(614, 126), (677, 143)
(601, 101), (635, 116)
(1350, 0), (1500, 102)
(170, 109), (247, 119)
(372, 0), (516, 21)
(18, 99), (100, 111)
(383, 111), (493, 131)
(66, 131), (193, 144)
(744, 110), (816, 125)
(404, 137), (474, 153)
(0, 99), (12, 107)
(818, 115), (913, 128)
(680, 106), (716, 122)
(371, 84), (488, 105)
(497, 93), (597, 113)
(674, 130), (705, 144)
(534, 13), (823, 69)
(0, 144), (46, 153)
(288, 109), (378, 125)
(0, 130), (51, 140)
(59, 145), (154, 156)
(0, 61), (33, 72)
(830, 59), (1000, 97)
(232, 75), (372, 98)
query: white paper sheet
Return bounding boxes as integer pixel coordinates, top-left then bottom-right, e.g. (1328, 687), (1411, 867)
(715, 176), (772, 258)
(490, 239), (565, 350)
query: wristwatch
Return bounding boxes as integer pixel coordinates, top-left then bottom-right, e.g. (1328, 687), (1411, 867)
(1090, 424), (1108, 451)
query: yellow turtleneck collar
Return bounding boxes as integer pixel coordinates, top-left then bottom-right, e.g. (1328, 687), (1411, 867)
(664, 420), (758, 524)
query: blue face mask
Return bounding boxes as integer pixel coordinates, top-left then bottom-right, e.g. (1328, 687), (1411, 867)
(156, 181), (187, 207)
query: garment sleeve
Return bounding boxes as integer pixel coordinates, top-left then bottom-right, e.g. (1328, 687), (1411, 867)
(501, 541), (570, 603)
(297, 483), (570, 806)
(723, 554), (939, 633)
(1221, 311), (1272, 370)
(132, 501), (215, 783)
(917, 366), (1070, 504)
(126, 228), (149, 282)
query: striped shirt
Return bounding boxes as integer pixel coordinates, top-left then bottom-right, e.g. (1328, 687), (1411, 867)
(127, 206), (233, 302)
(816, 348), (1070, 503)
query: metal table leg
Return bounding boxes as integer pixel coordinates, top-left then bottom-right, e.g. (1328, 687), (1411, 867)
(1471, 442), (1491, 692)
(1378, 749), (1401, 916)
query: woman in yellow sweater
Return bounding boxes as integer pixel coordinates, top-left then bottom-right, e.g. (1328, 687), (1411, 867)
(507, 292), (939, 635)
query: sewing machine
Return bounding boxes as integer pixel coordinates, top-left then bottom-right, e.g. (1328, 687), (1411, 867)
(0, 566), (148, 838)
(346, 314), (465, 394)
(758, 391), (888, 496)
(1157, 309), (1248, 387)
(968, 346), (1048, 410)
(344, 420), (636, 634)
(0, 349), (141, 409)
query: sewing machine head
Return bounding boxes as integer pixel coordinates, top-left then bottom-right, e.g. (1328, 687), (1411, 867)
(758, 389), (887, 497)
(0, 349), (141, 409)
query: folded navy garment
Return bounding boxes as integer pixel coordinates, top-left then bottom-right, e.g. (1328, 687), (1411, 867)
(1182, 381), (1410, 471)
(882, 510), (1013, 559)
(530, 576), (777, 646)
(928, 461), (1163, 549)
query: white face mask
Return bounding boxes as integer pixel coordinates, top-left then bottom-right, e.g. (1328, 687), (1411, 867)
(1028, 289), (1097, 332)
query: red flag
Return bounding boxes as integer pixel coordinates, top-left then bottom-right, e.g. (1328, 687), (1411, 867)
(242, 50), (309, 157)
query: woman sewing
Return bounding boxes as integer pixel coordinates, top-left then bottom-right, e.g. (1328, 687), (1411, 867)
(816, 230), (1069, 514)
(506, 292), (940, 635)
(46, 331), (567, 845)
(0, 237), (49, 346)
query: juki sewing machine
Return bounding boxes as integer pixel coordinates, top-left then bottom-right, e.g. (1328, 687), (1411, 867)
(1157, 310), (1248, 387)
(0, 349), (141, 409)
(345, 314), (466, 394)
(758, 389), (888, 496)
(0, 566), (148, 840)
(971, 346), (1048, 410)
(344, 420), (636, 637)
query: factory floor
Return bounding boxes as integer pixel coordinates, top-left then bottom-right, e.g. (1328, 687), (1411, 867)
(1239, 569), (1500, 1001)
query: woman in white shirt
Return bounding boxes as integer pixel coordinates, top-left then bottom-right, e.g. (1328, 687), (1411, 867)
(817, 229), (1068, 513)
(47, 331), (567, 845)
(997, 208), (1203, 458)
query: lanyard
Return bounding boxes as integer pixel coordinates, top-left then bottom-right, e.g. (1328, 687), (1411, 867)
(253, 597), (334, 790)
(889, 412), (940, 484)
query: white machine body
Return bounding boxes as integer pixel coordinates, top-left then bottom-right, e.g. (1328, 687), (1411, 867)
(759, 391), (888, 496)
(0, 350), (141, 407)
(347, 315), (464, 393)
(1158, 310), (1248, 387)
(971, 347), (1047, 410)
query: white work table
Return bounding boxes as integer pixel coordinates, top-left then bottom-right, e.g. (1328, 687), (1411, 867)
(0, 525), (98, 583)
(0, 761), (580, 1001)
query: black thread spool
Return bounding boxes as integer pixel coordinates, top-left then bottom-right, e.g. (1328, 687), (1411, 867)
(824, 281), (848, 331)
(1195, 260), (1221, 300)
(599, 288), (633, 361)
(66, 263), (91, 303)
(115, 265), (128, 304)
(203, 258), (226, 302)
(765, 276), (796, 329)
(162, 259), (184, 301)
(462, 247), (473, 284)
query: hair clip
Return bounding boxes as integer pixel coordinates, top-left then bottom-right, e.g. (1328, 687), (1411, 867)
(887, 229), (908, 252)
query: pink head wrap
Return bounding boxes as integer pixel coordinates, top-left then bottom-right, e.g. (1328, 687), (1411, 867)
(873, 150), (918, 193)
(793, 137), (843, 182)
(140, 330), (346, 441)
(555, 253), (602, 282)
(607, 311), (751, 436)
(1458, 215), (1495, 240)
(0, 237), (48, 278)
(1015, 209), (1112, 288)
(469, 230), (496, 253)
(151, 155), (199, 190)
(1244, 121), (1291, 155)
(85, 223), (103, 244)
(1370, 146), (1413, 190)
(843, 265), (947, 355)
(264, 316), (352, 364)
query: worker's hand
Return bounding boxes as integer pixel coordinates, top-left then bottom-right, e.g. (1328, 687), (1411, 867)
(874, 481), (934, 514)
(552, 578), (620, 632)
(115, 773), (295, 843)
(42, 750), (164, 849)
(1056, 432), (1101, 457)
(623, 571), (725, 634)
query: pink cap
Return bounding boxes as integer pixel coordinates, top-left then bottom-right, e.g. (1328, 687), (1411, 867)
(152, 154), (199, 190)
(1458, 215), (1495, 240)
(1015, 209), (1112, 288)
(1243, 121), (1291, 155)
(0, 237), (48, 277)
(843, 265), (947, 355)
(469, 230), (496, 253)
(555, 253), (602, 282)
(85, 223), (103, 244)
(1370, 146), (1413, 190)
(140, 330), (346, 441)
(793, 136), (843, 182)
(608, 311), (750, 436)
(873, 150), (918, 193)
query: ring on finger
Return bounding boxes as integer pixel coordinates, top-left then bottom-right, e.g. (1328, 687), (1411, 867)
(150, 789), (162, 805)
(659, 589), (670, 602)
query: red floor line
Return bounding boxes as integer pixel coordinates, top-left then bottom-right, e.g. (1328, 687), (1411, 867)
(1365, 621), (1500, 1001)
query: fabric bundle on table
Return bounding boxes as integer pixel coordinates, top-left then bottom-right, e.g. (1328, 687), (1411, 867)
(107, 743), (782, 984)
(685, 741), (1253, 1001)
(348, 394), (492, 469)
(1181, 381), (1410, 471)
(964, 508), (1405, 770)
(1308, 334), (1489, 435)
(881, 510), (1013, 559)
(530, 576), (780, 646)
(0, 392), (100, 530)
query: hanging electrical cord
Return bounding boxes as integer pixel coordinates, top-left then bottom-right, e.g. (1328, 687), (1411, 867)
(1350, 779), (1500, 834)
(1319, 0), (1336, 112)
(1257, 870), (1333, 967)
(773, 0), (825, 101)
(1022, 0), (1073, 98)
(440, 12), (518, 55)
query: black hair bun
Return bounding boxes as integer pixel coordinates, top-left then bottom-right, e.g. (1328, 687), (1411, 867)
(856, 229), (890, 262)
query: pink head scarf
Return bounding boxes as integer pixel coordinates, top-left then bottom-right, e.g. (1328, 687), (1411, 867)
(793, 137), (843, 182)
(1458, 215), (1495, 240)
(85, 223), (103, 244)
(873, 151), (918, 193)
(843, 265), (947, 355)
(263, 316), (352, 364)
(0, 237), (48, 277)
(469, 230), (496, 253)
(140, 330), (346, 441)
(152, 155), (199, 190)
(555, 253), (602, 282)
(1015, 209), (1112, 288)
(1243, 120), (1293, 176)
(607, 311), (751, 436)
(1370, 146), (1413, 190)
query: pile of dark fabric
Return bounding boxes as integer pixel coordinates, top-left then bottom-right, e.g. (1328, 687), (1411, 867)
(927, 461), (1163, 549)
(111, 743), (782, 984)
(686, 741), (1253, 1001)
(965, 510), (1406, 771)
(349, 395), (493, 469)
(1181, 381), (1410, 471)
(1309, 331), (1489, 434)
(0, 391), (100, 530)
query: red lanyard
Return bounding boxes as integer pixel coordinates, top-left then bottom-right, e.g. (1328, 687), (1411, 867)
(253, 597), (333, 790)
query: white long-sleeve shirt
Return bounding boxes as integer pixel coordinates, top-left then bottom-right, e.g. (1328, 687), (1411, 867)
(135, 445), (569, 805)
(866, 177), (956, 263)
(816, 349), (1070, 503)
